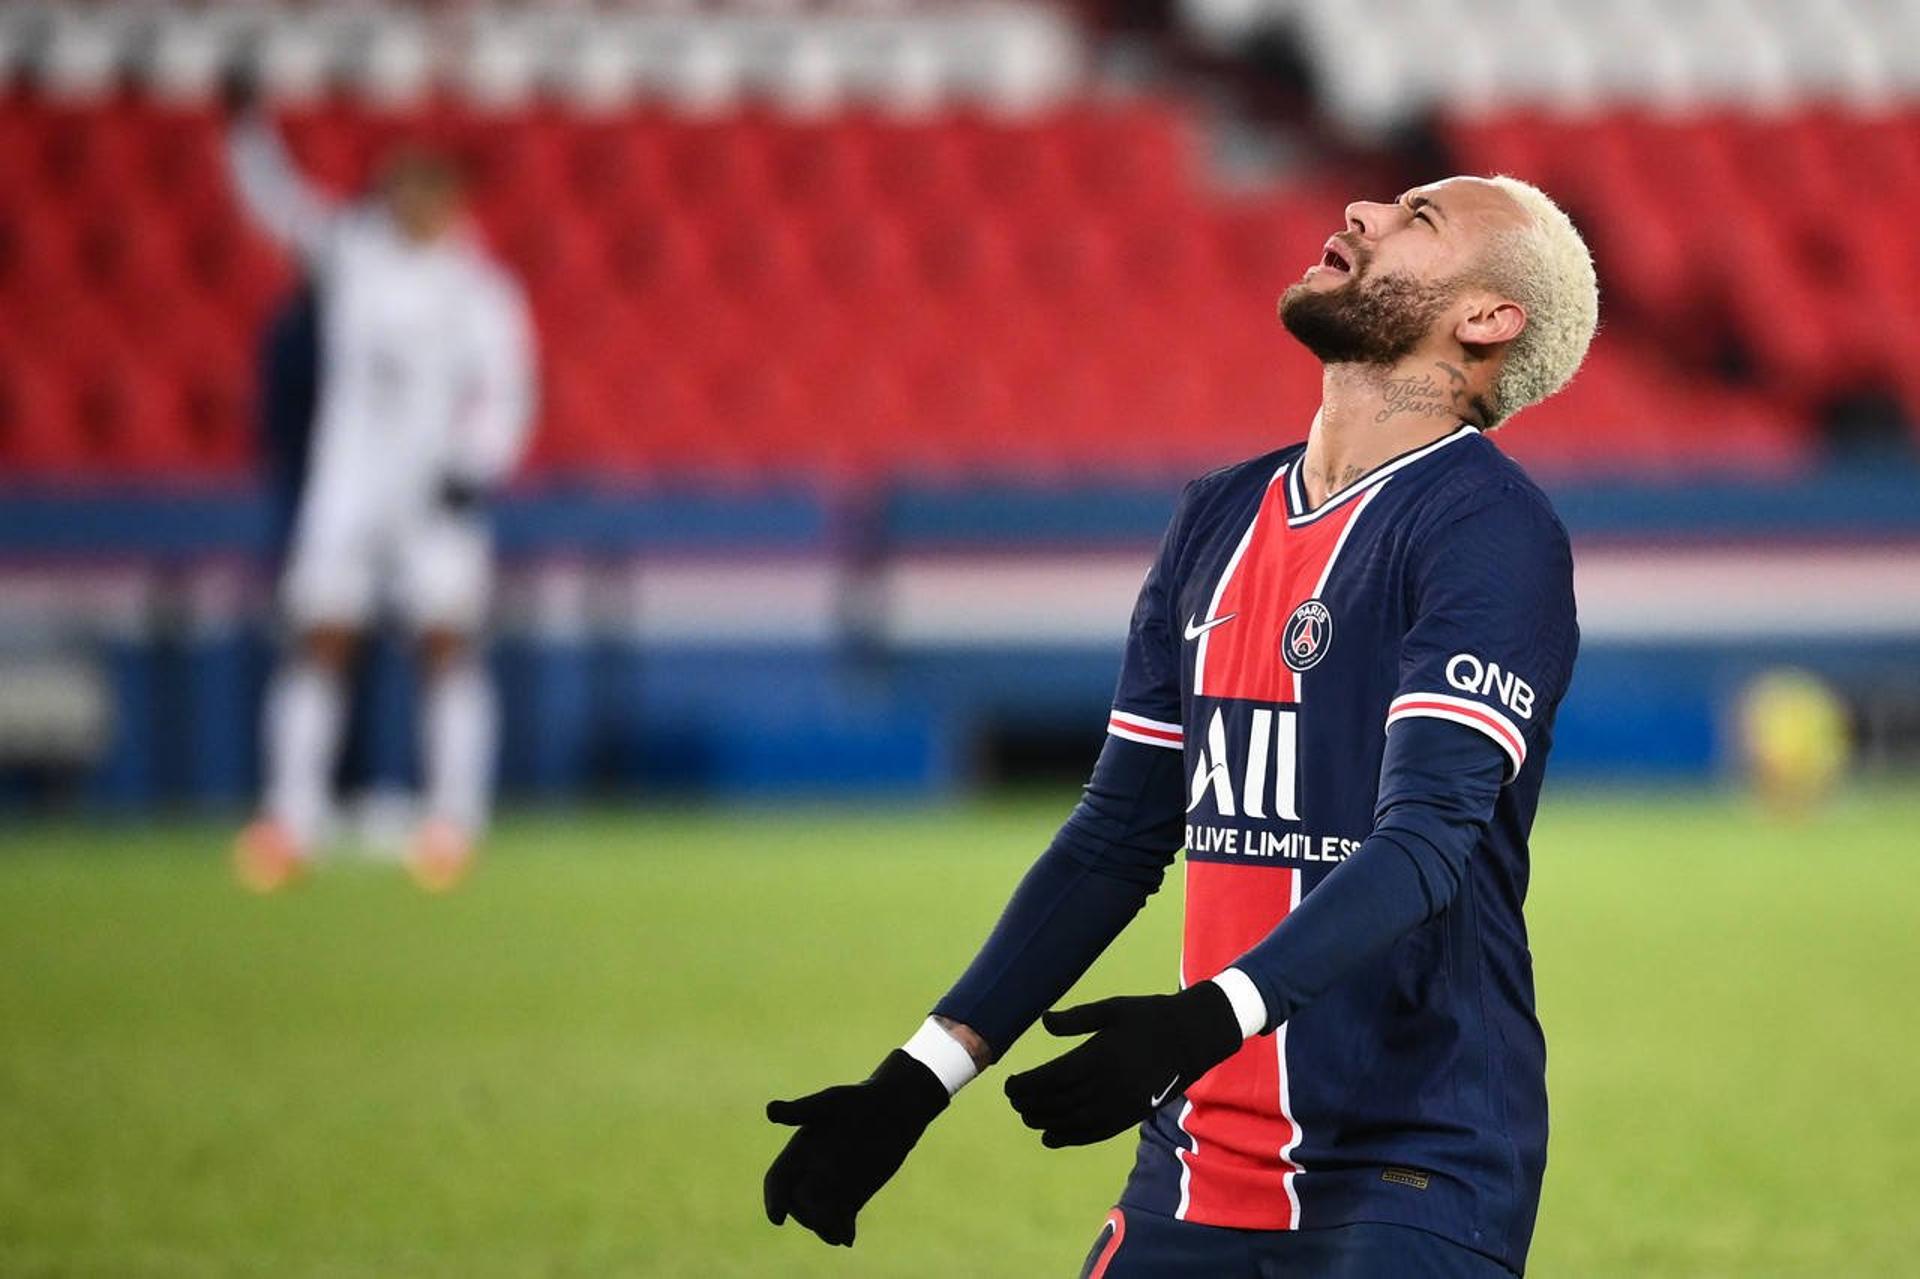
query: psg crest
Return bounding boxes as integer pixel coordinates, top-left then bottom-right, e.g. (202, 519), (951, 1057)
(1282, 599), (1334, 672)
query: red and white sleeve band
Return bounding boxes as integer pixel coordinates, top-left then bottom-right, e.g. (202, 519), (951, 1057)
(902, 1017), (980, 1097)
(1385, 691), (1526, 780)
(1107, 709), (1184, 750)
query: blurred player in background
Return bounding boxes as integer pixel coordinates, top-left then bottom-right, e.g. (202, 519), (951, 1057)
(224, 84), (535, 894)
(1737, 667), (1853, 814)
(766, 175), (1598, 1276)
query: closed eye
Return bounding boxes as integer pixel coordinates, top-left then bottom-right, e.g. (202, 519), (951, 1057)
(1403, 194), (1442, 227)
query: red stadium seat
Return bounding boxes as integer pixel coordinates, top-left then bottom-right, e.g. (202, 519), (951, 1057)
(563, 114), (674, 215)
(0, 355), (88, 474)
(65, 351), (197, 475)
(275, 108), (376, 198)
(7, 91), (1913, 482)
(1011, 218), (1121, 299)
(170, 353), (253, 471)
(1066, 103), (1193, 213)
(1443, 111), (1551, 185)
(702, 215), (812, 300)
(967, 121), (1082, 216)
(663, 118), (777, 215)
(911, 214), (1020, 299)
(860, 119), (975, 214)
(763, 120), (872, 216)
(802, 212), (915, 300)
(596, 212), (707, 301)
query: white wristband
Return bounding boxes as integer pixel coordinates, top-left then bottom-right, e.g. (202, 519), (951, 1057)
(902, 1017), (981, 1097)
(1210, 967), (1269, 1040)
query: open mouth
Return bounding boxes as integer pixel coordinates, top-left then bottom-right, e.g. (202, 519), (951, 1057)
(1316, 236), (1355, 276)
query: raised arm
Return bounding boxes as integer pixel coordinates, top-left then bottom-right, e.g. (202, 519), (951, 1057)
(225, 112), (340, 264)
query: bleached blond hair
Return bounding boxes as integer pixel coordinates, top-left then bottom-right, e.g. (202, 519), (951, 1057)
(1472, 175), (1599, 426)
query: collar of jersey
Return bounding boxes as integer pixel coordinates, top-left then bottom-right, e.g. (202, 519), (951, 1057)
(1282, 420), (1480, 526)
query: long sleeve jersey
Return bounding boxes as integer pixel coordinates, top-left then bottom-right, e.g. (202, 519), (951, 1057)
(935, 425), (1579, 1274)
(227, 118), (536, 509)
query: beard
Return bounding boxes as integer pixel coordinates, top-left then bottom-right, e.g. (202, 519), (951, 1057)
(1279, 266), (1458, 367)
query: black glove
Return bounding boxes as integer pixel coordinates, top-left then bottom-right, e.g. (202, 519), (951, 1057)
(764, 1049), (949, 1247)
(437, 475), (490, 515)
(1004, 982), (1244, 1148)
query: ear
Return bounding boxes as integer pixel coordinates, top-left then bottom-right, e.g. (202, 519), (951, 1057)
(1454, 297), (1526, 348)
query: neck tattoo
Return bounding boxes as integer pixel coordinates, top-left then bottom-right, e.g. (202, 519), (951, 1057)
(1372, 360), (1476, 426)
(1306, 459), (1368, 495)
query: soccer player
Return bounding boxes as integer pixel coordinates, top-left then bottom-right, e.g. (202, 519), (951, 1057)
(224, 94), (535, 893)
(765, 175), (1597, 1276)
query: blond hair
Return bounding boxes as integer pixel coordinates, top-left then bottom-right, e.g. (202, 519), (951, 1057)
(1474, 176), (1599, 426)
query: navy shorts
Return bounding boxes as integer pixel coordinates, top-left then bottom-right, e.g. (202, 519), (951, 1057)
(1078, 1207), (1518, 1278)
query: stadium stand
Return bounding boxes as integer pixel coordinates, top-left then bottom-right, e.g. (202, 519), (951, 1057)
(1176, 0), (1920, 123)
(0, 1), (1914, 484)
(0, 2), (1916, 809)
(1170, 0), (1920, 467)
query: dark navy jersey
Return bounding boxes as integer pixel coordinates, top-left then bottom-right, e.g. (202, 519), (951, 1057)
(1106, 425), (1578, 1273)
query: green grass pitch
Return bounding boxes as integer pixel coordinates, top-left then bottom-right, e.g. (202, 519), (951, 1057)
(2, 787), (1918, 1276)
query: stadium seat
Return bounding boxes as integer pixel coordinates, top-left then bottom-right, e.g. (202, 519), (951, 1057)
(0, 356), (88, 474)
(4, 76), (1913, 483)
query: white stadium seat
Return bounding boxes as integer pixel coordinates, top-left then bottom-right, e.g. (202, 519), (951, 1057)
(5, 1), (1085, 117)
(460, 11), (547, 110)
(358, 14), (434, 108)
(254, 14), (339, 105)
(17, 0), (1913, 129)
(38, 7), (134, 101)
(145, 9), (249, 105)
(560, 16), (647, 114)
(1181, 0), (1920, 130)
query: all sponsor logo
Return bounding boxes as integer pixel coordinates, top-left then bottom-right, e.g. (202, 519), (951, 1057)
(1186, 705), (1297, 821)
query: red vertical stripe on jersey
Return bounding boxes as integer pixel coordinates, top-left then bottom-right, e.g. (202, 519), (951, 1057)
(1180, 467), (1374, 1229)
(1198, 480), (1364, 702)
(1178, 860), (1301, 1229)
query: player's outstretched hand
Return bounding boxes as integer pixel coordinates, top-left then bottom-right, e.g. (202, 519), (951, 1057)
(764, 1050), (949, 1247)
(1004, 983), (1243, 1148)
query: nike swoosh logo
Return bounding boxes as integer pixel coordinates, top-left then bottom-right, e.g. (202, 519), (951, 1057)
(1149, 1074), (1183, 1108)
(1183, 613), (1237, 641)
